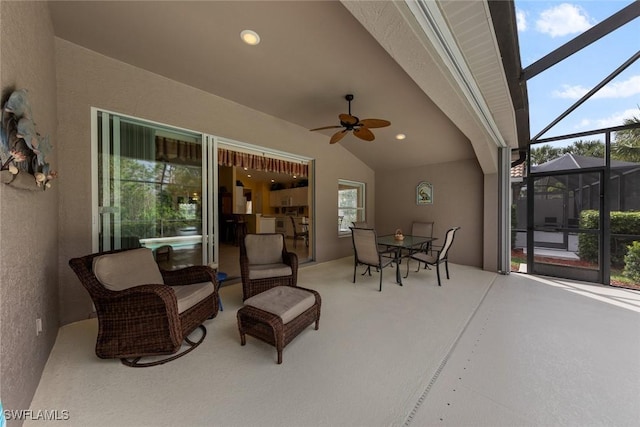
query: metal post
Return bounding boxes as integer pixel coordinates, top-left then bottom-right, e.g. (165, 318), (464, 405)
(602, 132), (611, 284)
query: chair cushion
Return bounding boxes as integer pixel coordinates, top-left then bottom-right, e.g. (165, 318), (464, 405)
(170, 282), (215, 314)
(248, 263), (293, 280)
(244, 286), (315, 324)
(245, 234), (284, 265)
(93, 248), (164, 291)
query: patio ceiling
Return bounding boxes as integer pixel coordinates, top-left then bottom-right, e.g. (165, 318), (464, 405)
(48, 0), (522, 174)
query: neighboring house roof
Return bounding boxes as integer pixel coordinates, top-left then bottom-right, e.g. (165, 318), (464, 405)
(533, 153), (639, 173)
(510, 162), (525, 179)
(510, 153), (640, 178)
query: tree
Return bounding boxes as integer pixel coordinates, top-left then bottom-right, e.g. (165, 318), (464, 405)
(529, 144), (560, 165)
(612, 114), (640, 162)
(562, 139), (604, 158)
(530, 112), (640, 165)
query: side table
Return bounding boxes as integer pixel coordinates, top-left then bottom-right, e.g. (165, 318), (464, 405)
(216, 271), (227, 311)
(209, 262), (226, 312)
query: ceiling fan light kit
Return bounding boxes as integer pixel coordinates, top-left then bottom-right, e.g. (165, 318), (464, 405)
(310, 94), (390, 144)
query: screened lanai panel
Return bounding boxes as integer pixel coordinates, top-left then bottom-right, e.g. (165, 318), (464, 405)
(609, 165), (640, 288)
(530, 171), (601, 283)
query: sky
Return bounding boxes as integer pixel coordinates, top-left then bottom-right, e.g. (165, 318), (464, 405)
(514, 0), (640, 143)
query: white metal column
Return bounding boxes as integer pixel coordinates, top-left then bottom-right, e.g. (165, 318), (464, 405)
(498, 147), (511, 274)
(204, 134), (218, 266)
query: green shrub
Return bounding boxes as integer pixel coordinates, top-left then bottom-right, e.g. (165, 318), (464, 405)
(623, 241), (640, 282)
(577, 210), (599, 262)
(611, 211), (640, 265)
(578, 210), (640, 266)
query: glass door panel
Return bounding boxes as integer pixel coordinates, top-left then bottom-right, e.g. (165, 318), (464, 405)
(96, 111), (213, 269)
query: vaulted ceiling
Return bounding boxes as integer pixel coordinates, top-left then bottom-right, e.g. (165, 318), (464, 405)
(48, 0), (521, 174)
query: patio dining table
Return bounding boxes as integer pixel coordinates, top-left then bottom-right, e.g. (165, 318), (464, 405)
(376, 234), (437, 285)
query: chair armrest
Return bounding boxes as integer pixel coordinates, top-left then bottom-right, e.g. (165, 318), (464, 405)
(105, 283), (175, 302)
(95, 284), (182, 346)
(428, 244), (443, 254)
(377, 246), (396, 255)
(161, 265), (218, 288)
(240, 254), (251, 283)
(97, 284), (179, 318)
(105, 284), (175, 300)
(283, 251), (299, 286)
(404, 241), (432, 257)
(282, 251), (299, 270)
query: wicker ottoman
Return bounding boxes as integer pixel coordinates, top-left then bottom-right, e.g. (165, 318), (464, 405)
(237, 286), (321, 364)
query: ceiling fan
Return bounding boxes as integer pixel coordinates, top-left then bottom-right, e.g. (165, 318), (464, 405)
(309, 94), (391, 144)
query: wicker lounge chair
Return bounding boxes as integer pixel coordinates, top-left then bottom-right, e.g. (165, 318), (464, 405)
(69, 248), (218, 367)
(240, 233), (298, 300)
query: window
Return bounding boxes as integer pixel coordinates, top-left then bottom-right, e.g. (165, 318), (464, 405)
(338, 179), (366, 235)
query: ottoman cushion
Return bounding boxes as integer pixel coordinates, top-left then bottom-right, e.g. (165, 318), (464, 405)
(244, 286), (315, 324)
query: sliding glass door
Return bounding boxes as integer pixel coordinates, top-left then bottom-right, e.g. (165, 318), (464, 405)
(93, 110), (314, 277)
(93, 110), (216, 269)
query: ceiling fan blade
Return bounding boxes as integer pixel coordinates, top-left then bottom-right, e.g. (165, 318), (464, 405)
(339, 113), (358, 126)
(353, 127), (375, 141)
(310, 125), (342, 131)
(330, 129), (348, 144)
(359, 118), (391, 128)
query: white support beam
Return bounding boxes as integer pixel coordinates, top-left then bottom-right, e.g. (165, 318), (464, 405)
(405, 0), (507, 149)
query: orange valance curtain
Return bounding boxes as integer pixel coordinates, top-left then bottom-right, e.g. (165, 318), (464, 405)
(218, 148), (308, 177)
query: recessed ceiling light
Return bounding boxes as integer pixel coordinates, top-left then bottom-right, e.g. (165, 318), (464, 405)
(247, 174), (252, 178)
(395, 133), (406, 140)
(240, 30), (260, 46)
(271, 179), (275, 183)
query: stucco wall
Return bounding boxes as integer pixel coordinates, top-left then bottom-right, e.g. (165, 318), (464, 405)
(375, 158), (484, 268)
(0, 0), (59, 419)
(55, 39), (375, 325)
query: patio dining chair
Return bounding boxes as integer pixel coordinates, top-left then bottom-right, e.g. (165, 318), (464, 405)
(408, 226), (460, 286)
(350, 227), (395, 291)
(404, 221), (434, 268)
(351, 221), (372, 229)
(290, 216), (309, 248)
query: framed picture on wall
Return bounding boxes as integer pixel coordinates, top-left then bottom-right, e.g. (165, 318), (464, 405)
(416, 181), (433, 205)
